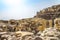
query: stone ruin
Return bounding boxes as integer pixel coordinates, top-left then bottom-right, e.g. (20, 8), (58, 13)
(0, 4), (60, 40)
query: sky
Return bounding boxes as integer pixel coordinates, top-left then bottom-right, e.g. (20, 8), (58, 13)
(0, 0), (60, 20)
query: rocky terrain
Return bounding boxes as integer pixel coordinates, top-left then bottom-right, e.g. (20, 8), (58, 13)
(0, 27), (60, 40)
(0, 4), (60, 40)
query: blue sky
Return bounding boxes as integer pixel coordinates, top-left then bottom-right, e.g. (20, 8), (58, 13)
(0, 0), (60, 20)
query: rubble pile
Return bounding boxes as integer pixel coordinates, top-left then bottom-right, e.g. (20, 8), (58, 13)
(0, 18), (47, 33)
(0, 4), (60, 40)
(39, 27), (60, 40)
(0, 27), (60, 40)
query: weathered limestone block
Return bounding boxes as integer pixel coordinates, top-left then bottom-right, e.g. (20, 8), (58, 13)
(54, 18), (60, 30)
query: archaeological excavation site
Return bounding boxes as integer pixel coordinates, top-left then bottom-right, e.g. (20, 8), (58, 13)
(0, 5), (60, 40)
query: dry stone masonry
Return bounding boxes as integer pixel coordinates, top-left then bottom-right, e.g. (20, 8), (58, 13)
(0, 4), (60, 40)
